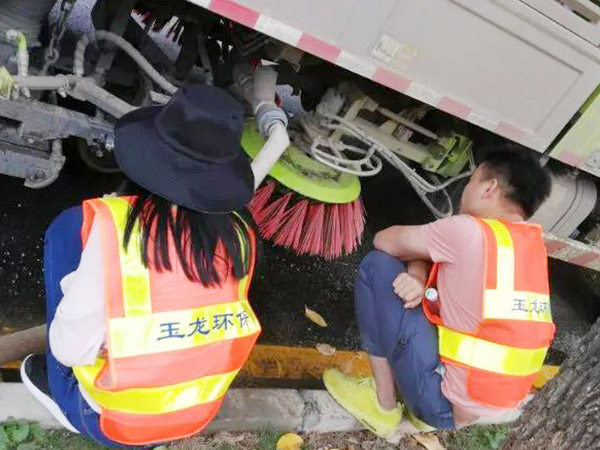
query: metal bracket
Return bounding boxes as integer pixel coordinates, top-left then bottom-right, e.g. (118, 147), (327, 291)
(0, 138), (65, 188)
(0, 96), (114, 143)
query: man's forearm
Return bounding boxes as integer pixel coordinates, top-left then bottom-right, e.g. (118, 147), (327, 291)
(407, 260), (431, 284)
(373, 225), (431, 261)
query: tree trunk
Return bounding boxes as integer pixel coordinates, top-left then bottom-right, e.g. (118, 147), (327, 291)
(503, 318), (600, 450)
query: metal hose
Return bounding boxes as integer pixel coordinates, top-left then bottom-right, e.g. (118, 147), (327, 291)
(0, 0), (56, 44)
(73, 30), (177, 95)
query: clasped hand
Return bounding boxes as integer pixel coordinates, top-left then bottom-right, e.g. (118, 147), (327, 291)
(392, 272), (425, 309)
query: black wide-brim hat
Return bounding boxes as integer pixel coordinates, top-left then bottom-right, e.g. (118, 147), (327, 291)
(114, 84), (254, 214)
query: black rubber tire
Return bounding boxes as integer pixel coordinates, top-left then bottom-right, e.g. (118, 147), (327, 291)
(77, 139), (121, 174)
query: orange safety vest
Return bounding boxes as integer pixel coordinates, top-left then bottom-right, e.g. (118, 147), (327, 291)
(422, 218), (555, 409)
(72, 196), (261, 446)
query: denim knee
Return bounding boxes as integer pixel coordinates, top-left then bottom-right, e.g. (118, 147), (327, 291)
(359, 251), (406, 281)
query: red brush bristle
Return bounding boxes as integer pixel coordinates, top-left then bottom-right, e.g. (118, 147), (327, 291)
(300, 203), (326, 256)
(248, 182), (366, 258)
(340, 202), (357, 254)
(274, 200), (309, 249)
(258, 192), (293, 239)
(353, 198), (366, 240)
(248, 180), (276, 217)
(324, 204), (343, 260)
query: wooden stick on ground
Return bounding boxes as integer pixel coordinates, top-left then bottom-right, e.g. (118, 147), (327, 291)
(0, 325), (46, 366)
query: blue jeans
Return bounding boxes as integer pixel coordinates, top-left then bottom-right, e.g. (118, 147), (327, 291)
(44, 206), (129, 448)
(355, 251), (455, 429)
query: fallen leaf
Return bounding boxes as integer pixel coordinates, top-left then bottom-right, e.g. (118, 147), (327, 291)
(277, 433), (304, 450)
(412, 433), (446, 450)
(305, 306), (328, 327)
(316, 343), (336, 356)
(533, 365), (560, 389)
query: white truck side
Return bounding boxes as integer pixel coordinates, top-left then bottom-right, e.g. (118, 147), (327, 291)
(188, 0), (600, 270)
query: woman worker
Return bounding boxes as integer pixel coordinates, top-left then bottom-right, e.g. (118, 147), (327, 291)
(20, 85), (261, 448)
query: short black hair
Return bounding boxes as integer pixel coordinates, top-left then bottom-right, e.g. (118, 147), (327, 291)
(479, 148), (551, 219)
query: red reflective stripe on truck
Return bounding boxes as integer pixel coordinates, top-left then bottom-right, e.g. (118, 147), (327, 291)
(438, 97), (472, 119)
(544, 239), (568, 256)
(496, 121), (526, 142)
(297, 34), (341, 63)
(209, 0), (260, 28)
(557, 151), (585, 168)
(373, 67), (412, 93)
(570, 252), (600, 266)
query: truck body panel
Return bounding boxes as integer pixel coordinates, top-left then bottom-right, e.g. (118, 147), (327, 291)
(190, 0), (600, 156)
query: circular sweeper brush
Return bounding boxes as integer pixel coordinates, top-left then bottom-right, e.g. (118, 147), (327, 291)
(242, 119), (364, 259)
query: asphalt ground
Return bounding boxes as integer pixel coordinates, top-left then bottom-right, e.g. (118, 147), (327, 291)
(1, 143), (599, 366)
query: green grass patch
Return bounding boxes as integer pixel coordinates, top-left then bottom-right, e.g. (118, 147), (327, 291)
(256, 428), (283, 450)
(41, 430), (108, 450)
(445, 425), (511, 450)
(8, 426), (300, 450)
(0, 422), (110, 450)
(0, 421), (47, 450)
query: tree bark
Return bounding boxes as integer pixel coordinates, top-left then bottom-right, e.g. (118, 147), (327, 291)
(0, 325), (46, 366)
(503, 318), (600, 450)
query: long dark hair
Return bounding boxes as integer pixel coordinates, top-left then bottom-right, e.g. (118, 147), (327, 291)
(120, 181), (256, 287)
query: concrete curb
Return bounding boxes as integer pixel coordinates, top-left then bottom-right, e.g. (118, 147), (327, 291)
(0, 384), (363, 433)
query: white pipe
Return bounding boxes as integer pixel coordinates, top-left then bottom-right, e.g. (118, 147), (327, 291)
(13, 75), (70, 90)
(251, 122), (290, 189)
(252, 66), (278, 113)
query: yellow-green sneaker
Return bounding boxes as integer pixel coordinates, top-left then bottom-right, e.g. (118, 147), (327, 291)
(323, 368), (403, 438)
(407, 409), (437, 432)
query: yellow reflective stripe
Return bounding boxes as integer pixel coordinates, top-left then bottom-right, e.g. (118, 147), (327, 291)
(74, 361), (238, 414)
(238, 274), (250, 301)
(438, 326), (547, 377)
(481, 219), (514, 289)
(109, 300), (261, 359)
(232, 213), (253, 301)
(483, 289), (552, 323)
(99, 197), (152, 317)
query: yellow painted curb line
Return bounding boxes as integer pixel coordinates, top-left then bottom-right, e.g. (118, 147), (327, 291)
(2, 344), (560, 389)
(239, 345), (372, 380)
(238, 345), (560, 390)
(2, 361), (20, 370)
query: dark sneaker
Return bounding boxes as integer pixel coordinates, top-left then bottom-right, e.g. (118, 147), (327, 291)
(20, 354), (80, 433)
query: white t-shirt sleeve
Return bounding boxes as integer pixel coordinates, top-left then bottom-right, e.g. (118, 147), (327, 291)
(49, 218), (106, 367)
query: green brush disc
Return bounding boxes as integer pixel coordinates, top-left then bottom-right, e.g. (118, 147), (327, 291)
(242, 119), (361, 204)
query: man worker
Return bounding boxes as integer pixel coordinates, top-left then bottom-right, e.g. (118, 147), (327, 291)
(324, 148), (556, 436)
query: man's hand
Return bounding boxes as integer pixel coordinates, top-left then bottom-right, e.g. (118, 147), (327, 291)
(393, 272), (425, 308)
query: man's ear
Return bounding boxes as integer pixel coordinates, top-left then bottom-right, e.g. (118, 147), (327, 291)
(481, 178), (499, 199)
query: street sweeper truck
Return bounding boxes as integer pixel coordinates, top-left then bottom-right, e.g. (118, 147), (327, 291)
(1, 0), (600, 269)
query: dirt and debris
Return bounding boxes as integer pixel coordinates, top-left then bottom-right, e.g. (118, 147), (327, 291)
(170, 430), (424, 450)
(0, 150), (122, 329)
